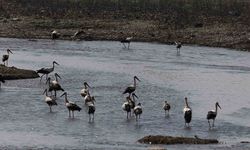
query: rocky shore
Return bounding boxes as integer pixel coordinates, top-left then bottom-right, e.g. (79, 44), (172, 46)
(0, 64), (39, 80)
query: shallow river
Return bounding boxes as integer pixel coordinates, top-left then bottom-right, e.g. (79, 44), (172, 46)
(1, 38), (250, 149)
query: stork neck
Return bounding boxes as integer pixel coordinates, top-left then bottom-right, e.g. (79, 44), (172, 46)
(55, 75), (58, 82)
(134, 78), (137, 87)
(64, 94), (68, 103)
(215, 104), (218, 114)
(185, 99), (189, 108)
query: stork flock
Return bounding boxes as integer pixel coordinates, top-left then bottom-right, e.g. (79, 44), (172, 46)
(0, 44), (221, 128)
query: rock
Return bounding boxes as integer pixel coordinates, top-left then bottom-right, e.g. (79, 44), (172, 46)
(0, 64), (39, 80)
(138, 135), (219, 145)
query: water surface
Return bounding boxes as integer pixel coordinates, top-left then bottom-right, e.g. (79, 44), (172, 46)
(0, 38), (250, 149)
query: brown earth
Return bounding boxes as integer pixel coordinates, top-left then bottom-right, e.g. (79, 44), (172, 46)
(0, 16), (250, 51)
(0, 64), (39, 80)
(138, 135), (219, 145)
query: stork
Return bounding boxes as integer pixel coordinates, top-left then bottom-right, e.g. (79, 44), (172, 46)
(163, 101), (171, 116)
(37, 61), (59, 81)
(122, 96), (132, 119)
(43, 89), (57, 112)
(88, 103), (95, 122)
(80, 82), (90, 98)
(123, 76), (140, 96)
(46, 77), (64, 97)
(121, 37), (133, 49)
(60, 92), (81, 118)
(71, 30), (84, 40)
(2, 49), (13, 66)
(207, 102), (221, 129)
(51, 30), (60, 40)
(134, 103), (142, 121)
(0, 75), (5, 88)
(175, 42), (182, 55)
(84, 92), (95, 105)
(183, 97), (192, 127)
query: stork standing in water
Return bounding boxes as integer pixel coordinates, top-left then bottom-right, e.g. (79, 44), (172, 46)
(0, 75), (5, 88)
(134, 103), (142, 121)
(123, 76), (140, 96)
(80, 82), (91, 98)
(163, 101), (171, 116)
(122, 96), (132, 119)
(37, 61), (59, 81)
(51, 30), (60, 40)
(207, 102), (221, 129)
(46, 76), (64, 97)
(60, 92), (81, 118)
(84, 91), (95, 105)
(183, 97), (192, 127)
(120, 37), (133, 49)
(88, 103), (95, 122)
(2, 49), (13, 66)
(43, 89), (57, 112)
(175, 42), (182, 56)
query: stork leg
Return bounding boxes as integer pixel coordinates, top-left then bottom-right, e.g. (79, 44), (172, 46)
(54, 90), (57, 97)
(136, 115), (138, 122)
(127, 112), (129, 119)
(72, 111), (74, 118)
(68, 110), (71, 118)
(40, 74), (45, 82)
(89, 114), (91, 122)
(46, 74), (48, 80)
(208, 120), (211, 129)
(212, 119), (215, 127)
(122, 43), (126, 48)
(93, 114), (94, 121)
(49, 106), (52, 112)
(128, 43), (130, 49)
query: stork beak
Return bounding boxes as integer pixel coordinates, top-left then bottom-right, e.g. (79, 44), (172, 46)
(218, 103), (221, 109)
(86, 83), (91, 88)
(134, 76), (141, 82)
(42, 89), (47, 95)
(8, 49), (13, 54)
(55, 73), (61, 79)
(60, 92), (66, 97)
(132, 93), (138, 99)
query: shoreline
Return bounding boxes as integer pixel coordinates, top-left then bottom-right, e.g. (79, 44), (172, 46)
(0, 17), (249, 51)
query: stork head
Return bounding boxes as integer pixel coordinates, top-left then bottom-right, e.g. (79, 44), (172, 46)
(53, 61), (59, 66)
(216, 102), (221, 109)
(132, 93), (138, 99)
(134, 76), (140, 82)
(7, 49), (13, 54)
(165, 100), (168, 104)
(84, 82), (90, 88)
(137, 103), (141, 106)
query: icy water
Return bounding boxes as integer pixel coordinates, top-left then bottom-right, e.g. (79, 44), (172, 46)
(1, 38), (250, 150)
